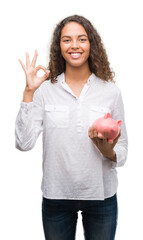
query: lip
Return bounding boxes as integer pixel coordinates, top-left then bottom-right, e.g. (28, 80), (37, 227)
(68, 52), (83, 54)
(68, 52), (83, 59)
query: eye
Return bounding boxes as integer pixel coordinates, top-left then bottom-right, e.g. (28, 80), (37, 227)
(79, 38), (87, 42)
(63, 39), (70, 43)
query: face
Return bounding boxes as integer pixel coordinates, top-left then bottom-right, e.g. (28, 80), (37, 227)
(60, 22), (90, 69)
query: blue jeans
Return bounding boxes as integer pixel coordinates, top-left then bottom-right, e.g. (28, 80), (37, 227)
(42, 194), (118, 240)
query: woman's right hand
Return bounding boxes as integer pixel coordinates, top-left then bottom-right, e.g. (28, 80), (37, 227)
(19, 50), (50, 94)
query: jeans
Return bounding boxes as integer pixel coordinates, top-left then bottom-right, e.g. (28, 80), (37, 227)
(42, 194), (118, 240)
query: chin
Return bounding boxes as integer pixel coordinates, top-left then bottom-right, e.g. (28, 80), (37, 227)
(66, 60), (89, 68)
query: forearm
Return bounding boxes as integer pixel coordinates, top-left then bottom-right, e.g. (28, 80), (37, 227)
(15, 89), (43, 151)
(15, 102), (35, 151)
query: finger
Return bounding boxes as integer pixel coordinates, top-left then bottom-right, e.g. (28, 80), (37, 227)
(88, 126), (94, 138)
(26, 52), (30, 68)
(90, 131), (94, 138)
(31, 49), (38, 67)
(88, 127), (92, 137)
(41, 70), (50, 82)
(93, 128), (97, 138)
(88, 126), (93, 133)
(88, 129), (93, 138)
(103, 129), (107, 139)
(18, 59), (26, 73)
(35, 65), (47, 73)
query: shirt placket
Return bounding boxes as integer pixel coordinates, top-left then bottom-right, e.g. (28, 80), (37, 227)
(76, 99), (83, 133)
(76, 80), (92, 133)
(60, 77), (92, 133)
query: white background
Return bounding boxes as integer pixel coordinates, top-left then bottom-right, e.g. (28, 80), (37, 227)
(0, 0), (143, 239)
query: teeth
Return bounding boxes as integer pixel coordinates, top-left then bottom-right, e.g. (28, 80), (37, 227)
(71, 53), (81, 55)
(69, 53), (82, 59)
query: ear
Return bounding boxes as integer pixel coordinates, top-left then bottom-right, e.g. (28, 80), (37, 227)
(104, 113), (111, 119)
(117, 120), (122, 126)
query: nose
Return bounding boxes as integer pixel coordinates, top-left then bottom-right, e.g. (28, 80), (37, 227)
(71, 40), (79, 49)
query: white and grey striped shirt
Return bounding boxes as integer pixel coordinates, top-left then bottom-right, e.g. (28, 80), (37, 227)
(15, 73), (128, 200)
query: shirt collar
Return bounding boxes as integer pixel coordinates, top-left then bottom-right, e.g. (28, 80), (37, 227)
(58, 72), (97, 85)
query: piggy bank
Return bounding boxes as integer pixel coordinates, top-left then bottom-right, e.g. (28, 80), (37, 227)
(91, 113), (122, 143)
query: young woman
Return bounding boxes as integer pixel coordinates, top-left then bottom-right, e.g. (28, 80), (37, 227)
(15, 15), (128, 240)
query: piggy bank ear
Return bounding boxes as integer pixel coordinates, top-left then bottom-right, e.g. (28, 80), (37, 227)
(104, 113), (111, 119)
(117, 120), (122, 126)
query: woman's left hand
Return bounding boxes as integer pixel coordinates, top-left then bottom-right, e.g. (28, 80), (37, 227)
(88, 126), (121, 161)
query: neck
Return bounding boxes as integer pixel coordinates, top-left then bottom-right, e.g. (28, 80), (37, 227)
(65, 63), (92, 84)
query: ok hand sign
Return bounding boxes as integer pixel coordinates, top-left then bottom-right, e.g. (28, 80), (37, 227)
(19, 50), (50, 94)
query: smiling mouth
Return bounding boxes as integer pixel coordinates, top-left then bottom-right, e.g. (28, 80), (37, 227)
(69, 52), (83, 59)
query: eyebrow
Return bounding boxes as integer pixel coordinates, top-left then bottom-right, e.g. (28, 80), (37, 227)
(61, 34), (88, 39)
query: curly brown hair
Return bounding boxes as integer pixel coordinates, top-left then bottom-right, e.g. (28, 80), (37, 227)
(47, 15), (115, 83)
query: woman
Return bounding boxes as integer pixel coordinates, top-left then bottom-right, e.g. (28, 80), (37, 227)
(15, 15), (128, 240)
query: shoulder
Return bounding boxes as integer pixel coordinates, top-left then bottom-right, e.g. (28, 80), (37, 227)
(94, 74), (121, 96)
(40, 80), (51, 89)
(34, 73), (64, 100)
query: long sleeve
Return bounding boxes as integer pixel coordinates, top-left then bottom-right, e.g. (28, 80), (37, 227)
(15, 88), (44, 151)
(14, 73), (128, 199)
(111, 90), (128, 168)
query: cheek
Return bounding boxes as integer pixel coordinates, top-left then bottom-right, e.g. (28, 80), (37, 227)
(87, 43), (90, 53)
(60, 43), (68, 56)
(84, 44), (90, 57)
(84, 42), (90, 52)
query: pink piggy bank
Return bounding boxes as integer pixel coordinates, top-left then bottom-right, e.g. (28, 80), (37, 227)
(91, 113), (122, 143)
